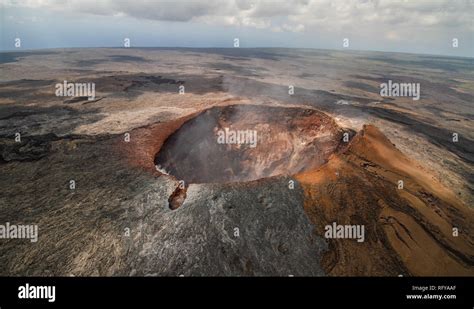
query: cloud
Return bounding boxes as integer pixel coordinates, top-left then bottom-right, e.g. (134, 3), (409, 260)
(1, 0), (472, 34)
(281, 23), (305, 33)
(113, 0), (226, 22)
(385, 30), (401, 41)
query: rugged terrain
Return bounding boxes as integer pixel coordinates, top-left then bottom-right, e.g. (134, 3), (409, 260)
(0, 48), (472, 276)
(297, 125), (474, 276)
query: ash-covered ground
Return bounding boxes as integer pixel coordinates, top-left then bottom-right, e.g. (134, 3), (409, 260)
(0, 48), (473, 276)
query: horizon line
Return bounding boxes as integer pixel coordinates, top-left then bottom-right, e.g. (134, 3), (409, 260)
(0, 46), (472, 60)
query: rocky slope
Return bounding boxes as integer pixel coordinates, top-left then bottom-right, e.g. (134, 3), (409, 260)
(296, 125), (474, 276)
(1, 102), (472, 276)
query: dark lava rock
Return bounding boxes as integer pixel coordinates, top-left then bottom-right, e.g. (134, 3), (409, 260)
(0, 133), (58, 163)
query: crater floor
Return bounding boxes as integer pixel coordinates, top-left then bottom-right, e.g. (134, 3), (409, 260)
(155, 105), (343, 184)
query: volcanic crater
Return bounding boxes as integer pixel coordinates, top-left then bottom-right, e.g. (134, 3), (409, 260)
(154, 104), (344, 184)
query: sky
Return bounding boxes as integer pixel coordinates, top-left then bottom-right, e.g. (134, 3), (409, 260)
(0, 0), (473, 57)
